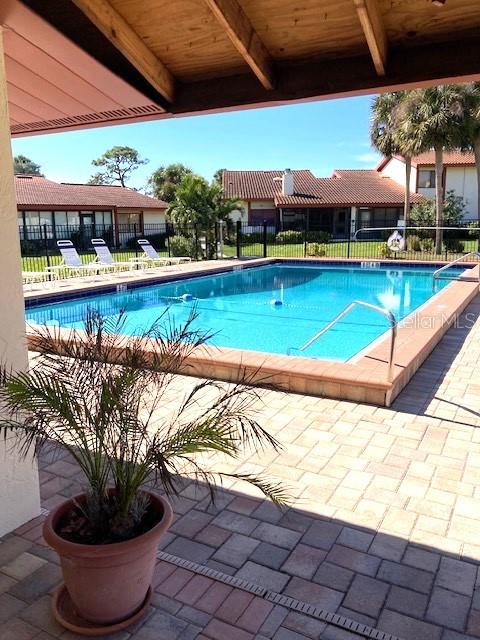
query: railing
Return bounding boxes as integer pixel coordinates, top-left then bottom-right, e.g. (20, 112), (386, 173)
(432, 251), (480, 283)
(18, 220), (480, 274)
(297, 300), (397, 382)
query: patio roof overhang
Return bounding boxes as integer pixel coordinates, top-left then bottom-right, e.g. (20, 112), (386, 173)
(2, 0), (480, 137)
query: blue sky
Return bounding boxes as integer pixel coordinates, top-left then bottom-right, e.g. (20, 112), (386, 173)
(11, 94), (380, 191)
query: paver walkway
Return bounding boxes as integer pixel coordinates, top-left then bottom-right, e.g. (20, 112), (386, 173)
(2, 294), (480, 640)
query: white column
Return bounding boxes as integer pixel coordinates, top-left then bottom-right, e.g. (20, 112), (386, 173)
(0, 28), (40, 536)
(350, 206), (357, 239)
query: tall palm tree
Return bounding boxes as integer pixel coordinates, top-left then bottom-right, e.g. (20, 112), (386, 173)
(370, 91), (421, 225)
(457, 82), (480, 228)
(404, 85), (464, 253)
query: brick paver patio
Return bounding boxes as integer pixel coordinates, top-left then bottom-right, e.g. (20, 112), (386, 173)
(2, 294), (480, 639)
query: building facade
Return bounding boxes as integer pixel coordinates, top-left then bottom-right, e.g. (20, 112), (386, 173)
(223, 168), (422, 238)
(378, 151), (479, 221)
(15, 175), (168, 247)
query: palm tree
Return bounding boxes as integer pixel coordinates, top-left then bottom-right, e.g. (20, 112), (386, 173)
(0, 311), (288, 543)
(457, 82), (480, 228)
(168, 174), (241, 258)
(370, 91), (421, 225)
(404, 85), (464, 253)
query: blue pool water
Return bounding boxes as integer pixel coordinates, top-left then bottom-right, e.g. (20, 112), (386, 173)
(25, 264), (466, 361)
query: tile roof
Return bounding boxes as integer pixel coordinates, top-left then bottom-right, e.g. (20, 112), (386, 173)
(15, 175), (167, 209)
(412, 150), (475, 166)
(223, 169), (422, 208)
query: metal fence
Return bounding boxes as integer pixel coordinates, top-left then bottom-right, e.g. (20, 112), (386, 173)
(19, 223), (220, 274)
(19, 220), (480, 275)
(234, 221), (480, 262)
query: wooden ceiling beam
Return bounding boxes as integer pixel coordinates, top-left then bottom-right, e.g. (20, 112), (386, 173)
(203, 0), (274, 90)
(71, 0), (175, 102)
(353, 0), (388, 76)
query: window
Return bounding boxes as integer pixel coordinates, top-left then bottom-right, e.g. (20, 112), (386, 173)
(418, 169), (436, 188)
(117, 212), (141, 226)
(24, 211), (53, 226)
(94, 211), (113, 226)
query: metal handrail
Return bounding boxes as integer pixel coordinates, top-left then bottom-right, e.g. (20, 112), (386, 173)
(432, 251), (480, 282)
(298, 300), (397, 382)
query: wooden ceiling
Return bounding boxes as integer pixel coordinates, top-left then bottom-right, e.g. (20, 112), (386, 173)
(3, 0), (480, 136)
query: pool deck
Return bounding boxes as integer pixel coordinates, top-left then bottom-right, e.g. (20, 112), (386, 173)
(24, 257), (480, 407)
(3, 287), (480, 640)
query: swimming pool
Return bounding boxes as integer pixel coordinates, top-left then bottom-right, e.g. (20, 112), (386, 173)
(25, 263), (465, 362)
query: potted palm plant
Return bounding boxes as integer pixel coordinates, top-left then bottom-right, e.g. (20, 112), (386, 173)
(0, 310), (286, 636)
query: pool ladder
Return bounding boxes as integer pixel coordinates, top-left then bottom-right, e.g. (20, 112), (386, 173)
(432, 251), (480, 289)
(293, 300), (397, 382)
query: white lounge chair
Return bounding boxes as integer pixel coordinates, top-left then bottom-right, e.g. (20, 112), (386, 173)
(91, 238), (136, 273)
(49, 240), (116, 279)
(130, 239), (170, 268)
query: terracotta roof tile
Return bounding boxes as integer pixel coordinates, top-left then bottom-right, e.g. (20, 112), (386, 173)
(382, 150), (477, 168)
(223, 169), (421, 208)
(412, 150), (475, 166)
(15, 175), (167, 209)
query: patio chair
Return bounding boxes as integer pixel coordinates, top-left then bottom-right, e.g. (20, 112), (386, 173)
(49, 240), (117, 279)
(131, 239), (170, 268)
(91, 238), (136, 273)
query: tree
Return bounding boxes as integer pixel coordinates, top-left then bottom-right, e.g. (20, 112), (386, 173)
(410, 190), (466, 227)
(212, 168), (226, 185)
(457, 82), (480, 227)
(168, 175), (241, 258)
(370, 92), (422, 225)
(405, 85), (464, 253)
(88, 146), (148, 187)
(13, 155), (43, 175)
(148, 163), (192, 202)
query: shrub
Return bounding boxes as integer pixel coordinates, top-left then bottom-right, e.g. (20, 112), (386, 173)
(126, 232), (167, 251)
(410, 190), (467, 228)
(244, 232), (275, 244)
(420, 238), (434, 252)
(169, 234), (197, 258)
(276, 230), (303, 244)
(20, 239), (37, 255)
(444, 238), (465, 253)
(407, 235), (422, 252)
(379, 243), (392, 258)
(305, 231), (331, 243)
(306, 242), (326, 257)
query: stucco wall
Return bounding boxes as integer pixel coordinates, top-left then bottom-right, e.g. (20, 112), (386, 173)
(445, 167), (478, 220)
(0, 31), (40, 536)
(379, 157), (418, 191)
(143, 209), (167, 225)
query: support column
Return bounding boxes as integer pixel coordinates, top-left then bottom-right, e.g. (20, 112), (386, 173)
(350, 206), (358, 239)
(0, 28), (40, 536)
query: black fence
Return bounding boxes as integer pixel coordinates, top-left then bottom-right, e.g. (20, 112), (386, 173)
(19, 223), (222, 274)
(235, 221), (480, 262)
(19, 220), (480, 274)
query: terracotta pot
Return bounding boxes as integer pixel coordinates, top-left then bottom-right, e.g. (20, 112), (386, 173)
(43, 491), (173, 625)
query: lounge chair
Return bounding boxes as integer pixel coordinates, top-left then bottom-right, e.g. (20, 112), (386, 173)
(49, 240), (117, 278)
(91, 238), (136, 273)
(131, 239), (170, 268)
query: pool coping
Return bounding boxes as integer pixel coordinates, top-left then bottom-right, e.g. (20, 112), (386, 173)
(24, 257), (480, 407)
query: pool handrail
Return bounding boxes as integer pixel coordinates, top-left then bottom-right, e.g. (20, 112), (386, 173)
(298, 300), (397, 382)
(432, 251), (480, 283)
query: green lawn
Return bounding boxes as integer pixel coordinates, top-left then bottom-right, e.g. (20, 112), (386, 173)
(224, 239), (480, 261)
(21, 250), (169, 272)
(21, 239), (480, 272)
